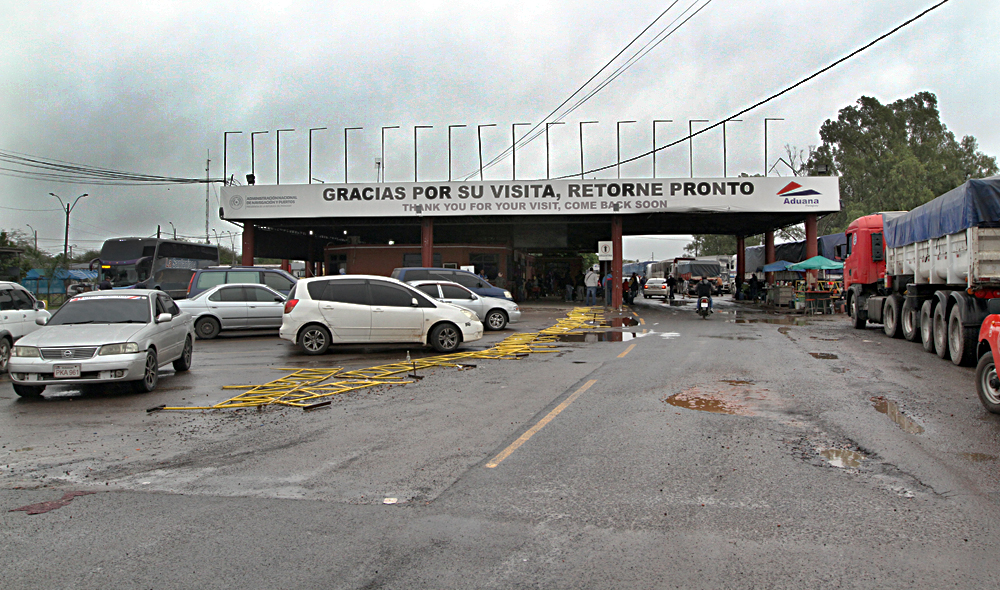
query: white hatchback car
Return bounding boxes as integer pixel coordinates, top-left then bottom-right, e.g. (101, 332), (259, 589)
(0, 281), (50, 371)
(408, 280), (520, 330)
(8, 290), (195, 398)
(280, 275), (483, 355)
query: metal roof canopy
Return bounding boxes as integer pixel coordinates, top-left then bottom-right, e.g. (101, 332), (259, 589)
(222, 177), (839, 259)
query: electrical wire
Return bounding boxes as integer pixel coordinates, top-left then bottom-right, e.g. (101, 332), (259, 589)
(557, 0), (952, 179)
(460, 0), (704, 180)
(0, 149), (220, 185)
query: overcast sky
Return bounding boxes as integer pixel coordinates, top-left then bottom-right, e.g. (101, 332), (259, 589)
(2, 0), (996, 261)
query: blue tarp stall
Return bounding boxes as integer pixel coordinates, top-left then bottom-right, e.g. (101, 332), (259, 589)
(745, 233), (847, 273)
(762, 260), (795, 272)
(21, 268), (98, 295)
(884, 176), (1000, 249)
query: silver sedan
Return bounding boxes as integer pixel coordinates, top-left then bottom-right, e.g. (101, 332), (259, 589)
(408, 280), (521, 330)
(7, 290), (195, 398)
(176, 283), (286, 339)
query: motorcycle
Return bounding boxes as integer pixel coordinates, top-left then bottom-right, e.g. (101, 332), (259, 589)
(696, 296), (712, 319)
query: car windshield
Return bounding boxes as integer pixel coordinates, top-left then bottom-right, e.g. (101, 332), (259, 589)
(48, 295), (151, 325)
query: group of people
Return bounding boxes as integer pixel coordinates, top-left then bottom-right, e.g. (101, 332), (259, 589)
(581, 266), (645, 307)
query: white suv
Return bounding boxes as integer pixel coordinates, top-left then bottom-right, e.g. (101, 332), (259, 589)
(280, 275), (484, 355)
(0, 281), (50, 371)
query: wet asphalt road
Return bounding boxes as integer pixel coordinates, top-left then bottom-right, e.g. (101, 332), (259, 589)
(3, 295), (1000, 589)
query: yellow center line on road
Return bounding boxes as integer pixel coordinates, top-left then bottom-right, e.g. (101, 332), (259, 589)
(485, 379), (597, 468)
(617, 343), (636, 358)
(639, 318), (645, 325)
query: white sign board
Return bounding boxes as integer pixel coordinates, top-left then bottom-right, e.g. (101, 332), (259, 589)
(220, 177), (839, 220)
(597, 241), (613, 261)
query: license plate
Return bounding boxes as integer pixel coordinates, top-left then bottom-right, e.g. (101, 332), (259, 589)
(54, 364), (81, 378)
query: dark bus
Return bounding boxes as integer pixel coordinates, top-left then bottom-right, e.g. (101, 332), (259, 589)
(96, 238), (220, 298)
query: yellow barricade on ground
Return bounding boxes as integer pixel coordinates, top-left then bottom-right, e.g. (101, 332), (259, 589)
(157, 307), (609, 412)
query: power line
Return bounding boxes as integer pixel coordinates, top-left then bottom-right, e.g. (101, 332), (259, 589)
(559, 0), (952, 179)
(0, 149), (219, 185)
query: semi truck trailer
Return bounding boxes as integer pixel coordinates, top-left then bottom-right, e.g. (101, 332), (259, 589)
(844, 176), (1000, 367)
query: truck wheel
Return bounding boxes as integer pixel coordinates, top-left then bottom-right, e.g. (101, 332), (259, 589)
(883, 295), (903, 339)
(849, 292), (867, 329)
(948, 305), (977, 366)
(901, 299), (921, 342)
(920, 300), (935, 353)
(975, 353), (1000, 414)
(933, 303), (950, 359)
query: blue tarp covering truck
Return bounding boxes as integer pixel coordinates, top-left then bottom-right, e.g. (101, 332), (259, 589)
(844, 176), (1000, 369)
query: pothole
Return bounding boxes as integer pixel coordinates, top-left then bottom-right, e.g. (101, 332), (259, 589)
(819, 448), (866, 468)
(809, 352), (838, 360)
(663, 381), (771, 416)
(959, 452), (997, 462)
(871, 397), (924, 434)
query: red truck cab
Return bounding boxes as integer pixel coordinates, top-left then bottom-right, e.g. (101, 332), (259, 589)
(843, 214), (887, 292)
(975, 312), (1000, 413)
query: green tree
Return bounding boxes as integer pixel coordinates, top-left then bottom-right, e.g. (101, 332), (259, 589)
(808, 91), (998, 234)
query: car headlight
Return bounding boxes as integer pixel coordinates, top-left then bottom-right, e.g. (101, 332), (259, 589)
(12, 346), (39, 358)
(459, 308), (477, 320)
(98, 342), (140, 356)
(503, 290), (513, 300)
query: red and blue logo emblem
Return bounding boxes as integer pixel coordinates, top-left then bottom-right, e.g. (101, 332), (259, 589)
(776, 182), (820, 197)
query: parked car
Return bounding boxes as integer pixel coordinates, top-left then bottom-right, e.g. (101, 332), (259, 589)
(176, 283), (285, 339)
(187, 266), (297, 298)
(389, 268), (513, 301)
(280, 275), (483, 355)
(408, 280), (520, 330)
(7, 290), (195, 398)
(642, 278), (669, 299)
(0, 281), (50, 371)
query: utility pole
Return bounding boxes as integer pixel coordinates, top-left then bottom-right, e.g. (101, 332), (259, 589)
(205, 150), (211, 244)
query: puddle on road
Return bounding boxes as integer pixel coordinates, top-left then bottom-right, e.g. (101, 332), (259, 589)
(664, 381), (770, 416)
(809, 352), (838, 360)
(556, 331), (638, 343)
(665, 391), (747, 415)
(871, 397), (924, 434)
(614, 317), (640, 327)
(820, 448), (865, 468)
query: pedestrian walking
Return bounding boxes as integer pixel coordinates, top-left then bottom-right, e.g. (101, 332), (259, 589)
(584, 265), (600, 306)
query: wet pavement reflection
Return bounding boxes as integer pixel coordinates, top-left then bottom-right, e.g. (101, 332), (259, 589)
(820, 448), (865, 468)
(871, 397), (924, 434)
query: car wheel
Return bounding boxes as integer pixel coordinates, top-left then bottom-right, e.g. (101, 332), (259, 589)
(300, 325), (331, 355)
(195, 317), (221, 340)
(134, 350), (159, 393)
(485, 309), (508, 331)
(976, 353), (1000, 414)
(0, 337), (10, 372)
(12, 383), (45, 398)
(430, 323), (460, 353)
(172, 337), (193, 372)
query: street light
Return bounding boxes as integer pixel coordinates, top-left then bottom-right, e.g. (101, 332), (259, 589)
(249, 131), (268, 185)
(688, 119), (709, 178)
(616, 120), (636, 179)
(512, 123), (531, 181)
(413, 125), (433, 181)
(168, 221), (176, 239)
(276, 128), (294, 184)
(49, 192), (88, 263)
(344, 127), (362, 183)
(579, 121), (598, 179)
(545, 122), (564, 180)
(308, 127), (327, 184)
(26, 223), (37, 250)
(764, 118), (784, 176)
(381, 126), (400, 182)
(722, 119), (741, 177)
(223, 131), (242, 186)
(448, 124), (467, 181)
(652, 120), (671, 178)
(478, 124), (496, 181)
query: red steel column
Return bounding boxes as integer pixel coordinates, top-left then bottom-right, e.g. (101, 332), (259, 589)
(612, 215), (623, 309)
(421, 217), (434, 267)
(765, 230), (776, 283)
(241, 223), (255, 266)
(735, 235), (745, 296)
(805, 213), (818, 285)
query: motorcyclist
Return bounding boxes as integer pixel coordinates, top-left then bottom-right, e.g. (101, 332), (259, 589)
(695, 277), (713, 311)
